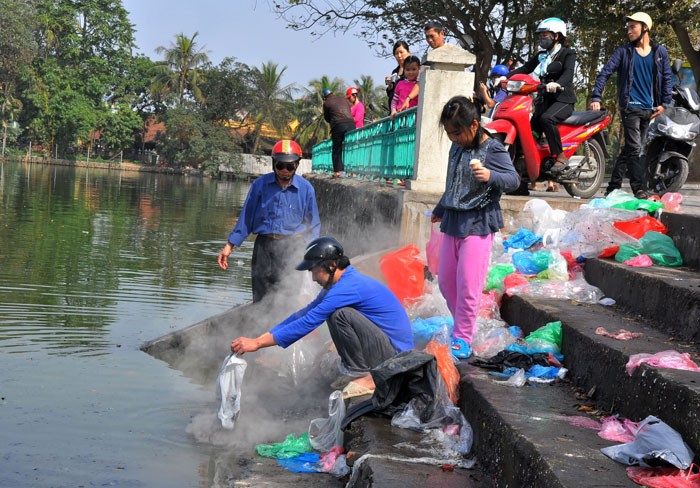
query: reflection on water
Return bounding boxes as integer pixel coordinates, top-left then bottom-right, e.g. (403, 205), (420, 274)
(0, 161), (254, 487)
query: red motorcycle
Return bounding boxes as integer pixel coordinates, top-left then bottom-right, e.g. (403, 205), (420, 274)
(485, 66), (612, 198)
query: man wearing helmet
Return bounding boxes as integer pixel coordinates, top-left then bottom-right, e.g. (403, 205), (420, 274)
(509, 18), (577, 174)
(478, 64), (510, 110)
(217, 139), (321, 302)
(322, 89), (356, 177)
(346, 87), (365, 128)
(590, 12), (672, 199)
(230, 236), (413, 397)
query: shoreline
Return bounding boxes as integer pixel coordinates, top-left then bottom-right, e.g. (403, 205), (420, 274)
(1, 155), (204, 176)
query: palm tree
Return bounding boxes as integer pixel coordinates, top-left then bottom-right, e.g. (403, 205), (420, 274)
(248, 62), (295, 155)
(152, 32), (209, 105)
(291, 76), (345, 149)
(352, 75), (386, 122)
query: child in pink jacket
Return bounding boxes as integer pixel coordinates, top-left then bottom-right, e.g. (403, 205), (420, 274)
(390, 56), (420, 117)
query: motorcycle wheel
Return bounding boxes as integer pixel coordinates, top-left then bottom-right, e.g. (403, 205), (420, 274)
(563, 139), (605, 199)
(648, 156), (688, 195)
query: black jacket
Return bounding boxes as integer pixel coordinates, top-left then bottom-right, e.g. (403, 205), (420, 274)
(510, 46), (577, 104)
(323, 94), (354, 128)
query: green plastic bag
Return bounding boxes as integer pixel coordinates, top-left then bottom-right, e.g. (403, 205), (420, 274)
(525, 321), (562, 349)
(615, 231), (682, 267)
(608, 194), (664, 212)
(485, 263), (515, 292)
(256, 432), (313, 459)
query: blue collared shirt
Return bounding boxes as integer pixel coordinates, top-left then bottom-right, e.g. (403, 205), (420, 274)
(269, 266), (413, 352)
(227, 173), (321, 246)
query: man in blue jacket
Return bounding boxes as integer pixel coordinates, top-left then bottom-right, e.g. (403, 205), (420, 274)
(230, 237), (413, 395)
(217, 140), (321, 302)
(590, 12), (672, 199)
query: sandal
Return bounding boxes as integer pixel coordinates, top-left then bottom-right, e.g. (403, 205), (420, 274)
(342, 381), (375, 399)
(451, 338), (472, 360)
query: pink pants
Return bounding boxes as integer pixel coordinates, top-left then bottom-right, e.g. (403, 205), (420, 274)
(438, 233), (494, 343)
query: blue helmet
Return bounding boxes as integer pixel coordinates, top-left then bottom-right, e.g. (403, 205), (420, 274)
(490, 64), (509, 77)
(322, 88), (332, 97)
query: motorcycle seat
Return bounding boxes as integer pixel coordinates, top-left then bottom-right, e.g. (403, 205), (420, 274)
(561, 111), (607, 126)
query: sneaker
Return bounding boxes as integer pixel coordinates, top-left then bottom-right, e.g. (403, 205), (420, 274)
(634, 189), (651, 200)
(451, 338), (472, 360)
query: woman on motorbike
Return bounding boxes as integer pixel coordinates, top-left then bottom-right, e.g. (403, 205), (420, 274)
(508, 18), (577, 173)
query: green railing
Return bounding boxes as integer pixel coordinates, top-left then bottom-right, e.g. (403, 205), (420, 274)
(312, 107), (417, 180)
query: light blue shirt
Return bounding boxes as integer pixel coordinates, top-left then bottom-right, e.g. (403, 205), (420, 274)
(227, 173), (321, 246)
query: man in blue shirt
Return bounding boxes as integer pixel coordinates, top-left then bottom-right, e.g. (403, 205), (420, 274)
(590, 12), (672, 199)
(230, 237), (413, 395)
(217, 140), (321, 302)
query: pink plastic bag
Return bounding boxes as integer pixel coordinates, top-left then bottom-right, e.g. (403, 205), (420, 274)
(426, 223), (443, 276)
(626, 350), (700, 376)
(661, 192), (684, 213)
(477, 290), (502, 319)
(599, 416), (641, 443)
(627, 464), (700, 488)
(623, 254), (653, 267)
(595, 327), (644, 340)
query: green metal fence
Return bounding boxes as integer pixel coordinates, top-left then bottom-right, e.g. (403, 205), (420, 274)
(312, 107), (417, 180)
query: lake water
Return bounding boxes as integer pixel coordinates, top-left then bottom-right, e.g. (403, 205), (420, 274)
(0, 161), (255, 487)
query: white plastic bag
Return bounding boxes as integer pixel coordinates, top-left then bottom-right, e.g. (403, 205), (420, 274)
(216, 353), (247, 430)
(308, 390), (346, 452)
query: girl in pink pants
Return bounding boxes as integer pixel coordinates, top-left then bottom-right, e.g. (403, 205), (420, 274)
(431, 96), (520, 359)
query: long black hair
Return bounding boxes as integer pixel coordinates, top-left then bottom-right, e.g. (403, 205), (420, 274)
(439, 96), (485, 149)
(392, 40), (410, 55)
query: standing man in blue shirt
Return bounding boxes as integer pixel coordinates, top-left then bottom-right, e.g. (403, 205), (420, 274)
(590, 12), (672, 199)
(217, 140), (321, 302)
(230, 237), (413, 396)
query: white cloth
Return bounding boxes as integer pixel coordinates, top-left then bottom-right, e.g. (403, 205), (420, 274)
(216, 353), (247, 430)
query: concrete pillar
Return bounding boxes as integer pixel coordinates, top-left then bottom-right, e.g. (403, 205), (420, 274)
(407, 44), (476, 194)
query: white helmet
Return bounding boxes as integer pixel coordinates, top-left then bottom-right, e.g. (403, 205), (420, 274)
(536, 17), (567, 37)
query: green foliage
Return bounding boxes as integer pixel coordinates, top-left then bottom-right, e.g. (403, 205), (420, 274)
(152, 32), (209, 105)
(155, 104), (242, 175)
(200, 57), (254, 123)
(99, 104), (143, 154)
(247, 62), (294, 154)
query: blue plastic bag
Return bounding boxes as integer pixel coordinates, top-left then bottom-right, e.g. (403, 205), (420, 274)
(512, 250), (550, 275)
(276, 452), (321, 473)
(411, 316), (454, 346)
(503, 227), (542, 252)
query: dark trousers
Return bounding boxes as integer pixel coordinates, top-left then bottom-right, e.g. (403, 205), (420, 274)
(251, 235), (299, 302)
(531, 99), (573, 156)
(607, 107), (654, 193)
(327, 307), (396, 375)
(331, 121), (355, 173)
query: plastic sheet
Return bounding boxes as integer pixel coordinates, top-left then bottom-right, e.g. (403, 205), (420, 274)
(426, 223), (443, 276)
(256, 432), (313, 459)
(627, 464), (700, 488)
(308, 390), (346, 452)
(661, 192), (684, 213)
(506, 273), (604, 304)
(276, 452), (320, 473)
(626, 350), (700, 376)
(379, 245), (426, 305)
(595, 327), (643, 340)
(216, 353), (247, 430)
(615, 231), (683, 267)
(503, 227), (542, 252)
(601, 415), (695, 469)
(599, 416), (641, 443)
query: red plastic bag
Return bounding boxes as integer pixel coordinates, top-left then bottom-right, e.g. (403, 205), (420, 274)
(379, 245), (426, 305)
(425, 339), (460, 404)
(614, 215), (668, 239)
(504, 272), (530, 296)
(627, 464), (700, 488)
(426, 223), (443, 276)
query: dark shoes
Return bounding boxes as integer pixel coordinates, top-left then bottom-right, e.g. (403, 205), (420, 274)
(549, 154), (570, 175)
(634, 189), (651, 200)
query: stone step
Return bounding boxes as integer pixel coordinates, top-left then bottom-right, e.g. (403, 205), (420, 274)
(500, 294), (700, 458)
(584, 259), (700, 342)
(660, 211), (700, 271)
(457, 364), (636, 487)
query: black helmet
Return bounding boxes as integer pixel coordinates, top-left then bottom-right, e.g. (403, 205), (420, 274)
(296, 237), (344, 270)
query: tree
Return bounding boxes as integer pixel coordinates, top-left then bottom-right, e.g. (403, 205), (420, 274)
(247, 62), (294, 154)
(152, 32), (209, 105)
(199, 57), (254, 124)
(353, 75), (385, 121)
(291, 76), (345, 150)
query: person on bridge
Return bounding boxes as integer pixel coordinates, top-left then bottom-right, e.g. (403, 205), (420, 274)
(230, 236), (413, 398)
(508, 17), (576, 175)
(432, 96), (520, 360)
(322, 88), (356, 177)
(346, 87), (365, 128)
(590, 12), (672, 200)
(217, 139), (321, 302)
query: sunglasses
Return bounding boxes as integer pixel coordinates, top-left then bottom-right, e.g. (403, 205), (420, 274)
(275, 162), (298, 171)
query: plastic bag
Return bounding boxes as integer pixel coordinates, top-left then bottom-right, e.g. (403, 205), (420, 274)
(513, 199), (568, 236)
(379, 245), (426, 305)
(614, 215), (668, 238)
(477, 289), (503, 320)
(503, 227), (542, 252)
(615, 231), (683, 267)
(595, 327), (643, 340)
(216, 353), (247, 430)
(472, 327), (518, 359)
(627, 464), (700, 488)
(601, 415), (695, 469)
(507, 272), (604, 304)
(494, 368), (526, 387)
(512, 250), (550, 275)
(624, 254), (653, 267)
(485, 263), (515, 292)
(546, 251), (570, 281)
(426, 223), (443, 276)
(406, 284), (451, 319)
(599, 416), (640, 443)
(524, 321), (562, 350)
(316, 447), (350, 477)
(425, 336), (461, 405)
(276, 452), (320, 473)
(256, 432), (313, 459)
(606, 189), (665, 212)
(411, 316), (454, 348)
(308, 390), (346, 452)
(661, 192), (684, 213)
(626, 350), (700, 376)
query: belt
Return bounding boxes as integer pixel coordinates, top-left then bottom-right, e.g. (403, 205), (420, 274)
(260, 233), (301, 240)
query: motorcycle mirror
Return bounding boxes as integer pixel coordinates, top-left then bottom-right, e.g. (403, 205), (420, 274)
(672, 59), (683, 75)
(547, 61), (563, 75)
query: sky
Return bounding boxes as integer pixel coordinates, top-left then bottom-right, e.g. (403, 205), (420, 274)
(121, 0), (411, 93)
